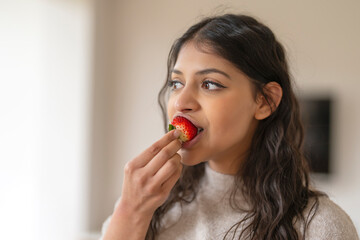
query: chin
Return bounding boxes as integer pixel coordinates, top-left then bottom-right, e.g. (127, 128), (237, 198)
(180, 159), (202, 166)
(179, 150), (207, 166)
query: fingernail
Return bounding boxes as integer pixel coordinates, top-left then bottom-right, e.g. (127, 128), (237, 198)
(174, 129), (181, 138)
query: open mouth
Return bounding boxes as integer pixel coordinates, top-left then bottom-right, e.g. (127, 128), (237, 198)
(197, 127), (204, 134)
(182, 124), (204, 149)
(170, 116), (204, 143)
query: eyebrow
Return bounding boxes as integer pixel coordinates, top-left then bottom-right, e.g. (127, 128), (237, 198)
(172, 68), (231, 80)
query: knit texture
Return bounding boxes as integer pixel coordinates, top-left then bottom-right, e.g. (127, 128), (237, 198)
(101, 163), (359, 239)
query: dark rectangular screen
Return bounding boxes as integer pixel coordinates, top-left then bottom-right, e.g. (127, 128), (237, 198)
(299, 98), (332, 173)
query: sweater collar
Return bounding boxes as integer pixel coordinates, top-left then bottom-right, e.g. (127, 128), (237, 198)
(202, 163), (236, 193)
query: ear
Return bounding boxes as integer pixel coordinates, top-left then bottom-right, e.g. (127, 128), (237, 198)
(254, 82), (283, 120)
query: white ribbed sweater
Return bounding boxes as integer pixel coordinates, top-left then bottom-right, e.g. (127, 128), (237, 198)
(101, 164), (359, 240)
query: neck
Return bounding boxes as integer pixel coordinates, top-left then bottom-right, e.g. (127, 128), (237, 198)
(208, 151), (248, 175)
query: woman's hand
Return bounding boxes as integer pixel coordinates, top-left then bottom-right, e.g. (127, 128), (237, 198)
(120, 129), (182, 216)
(103, 130), (183, 240)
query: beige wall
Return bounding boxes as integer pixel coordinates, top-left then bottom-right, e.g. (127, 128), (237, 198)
(90, 0), (360, 234)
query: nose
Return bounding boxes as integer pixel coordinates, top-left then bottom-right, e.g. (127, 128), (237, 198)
(174, 85), (200, 113)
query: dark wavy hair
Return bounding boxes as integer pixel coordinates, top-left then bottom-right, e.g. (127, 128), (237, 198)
(147, 14), (324, 240)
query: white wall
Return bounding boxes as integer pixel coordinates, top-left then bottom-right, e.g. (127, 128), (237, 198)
(0, 0), (94, 239)
(91, 0), (360, 234)
(40, 1), (94, 239)
(0, 1), (43, 239)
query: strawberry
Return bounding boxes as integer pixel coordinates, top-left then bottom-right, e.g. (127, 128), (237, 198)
(169, 116), (198, 142)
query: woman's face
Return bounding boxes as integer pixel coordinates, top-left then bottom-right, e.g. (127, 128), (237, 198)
(167, 42), (260, 174)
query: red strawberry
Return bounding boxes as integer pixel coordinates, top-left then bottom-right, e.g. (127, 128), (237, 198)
(169, 116), (198, 142)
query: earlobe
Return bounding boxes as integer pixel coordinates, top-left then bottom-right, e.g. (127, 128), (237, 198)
(254, 82), (283, 120)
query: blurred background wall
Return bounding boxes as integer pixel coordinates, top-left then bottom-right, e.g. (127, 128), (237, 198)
(0, 0), (359, 239)
(0, 0), (93, 239)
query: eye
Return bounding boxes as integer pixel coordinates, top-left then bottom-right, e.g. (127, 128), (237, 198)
(168, 80), (184, 90)
(201, 80), (226, 90)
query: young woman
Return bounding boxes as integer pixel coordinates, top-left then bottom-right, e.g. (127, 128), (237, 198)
(101, 14), (359, 240)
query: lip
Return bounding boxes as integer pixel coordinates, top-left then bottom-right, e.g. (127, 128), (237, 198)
(171, 114), (203, 130)
(181, 129), (204, 149)
(171, 114), (204, 149)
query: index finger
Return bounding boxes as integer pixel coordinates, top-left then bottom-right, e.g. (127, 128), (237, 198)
(131, 129), (181, 168)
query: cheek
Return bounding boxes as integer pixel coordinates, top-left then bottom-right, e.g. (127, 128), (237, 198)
(208, 98), (257, 141)
(167, 97), (175, 120)
(211, 113), (249, 138)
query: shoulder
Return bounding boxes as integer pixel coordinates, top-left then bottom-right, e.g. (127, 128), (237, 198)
(303, 196), (359, 240)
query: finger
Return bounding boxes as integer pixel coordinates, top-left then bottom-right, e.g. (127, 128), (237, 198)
(152, 153), (181, 184)
(145, 138), (182, 175)
(160, 160), (183, 193)
(131, 129), (181, 168)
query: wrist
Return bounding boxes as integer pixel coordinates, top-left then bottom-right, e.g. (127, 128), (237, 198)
(114, 198), (154, 226)
(103, 199), (154, 240)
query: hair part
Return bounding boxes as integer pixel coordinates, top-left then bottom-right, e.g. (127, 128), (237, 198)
(151, 13), (324, 240)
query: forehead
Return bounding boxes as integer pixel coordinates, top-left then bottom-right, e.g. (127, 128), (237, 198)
(175, 42), (228, 68)
(173, 42), (245, 77)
